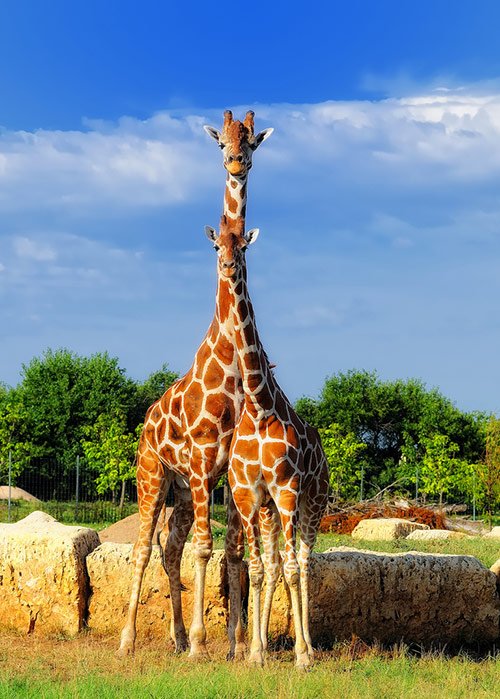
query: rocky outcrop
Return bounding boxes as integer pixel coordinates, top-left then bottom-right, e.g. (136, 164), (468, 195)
(0, 511), (100, 636)
(406, 529), (471, 541)
(87, 542), (235, 638)
(351, 518), (429, 541)
(484, 526), (500, 539)
(250, 547), (500, 646)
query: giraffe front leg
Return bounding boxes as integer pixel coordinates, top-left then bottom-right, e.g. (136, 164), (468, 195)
(259, 503), (281, 653)
(231, 484), (264, 667)
(159, 480), (194, 653)
(188, 473), (212, 660)
(278, 501), (310, 670)
(225, 493), (246, 662)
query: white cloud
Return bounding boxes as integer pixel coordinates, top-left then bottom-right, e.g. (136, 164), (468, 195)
(13, 236), (57, 261)
(1, 91), (500, 217)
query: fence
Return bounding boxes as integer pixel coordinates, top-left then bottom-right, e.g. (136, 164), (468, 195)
(0, 452), (227, 526)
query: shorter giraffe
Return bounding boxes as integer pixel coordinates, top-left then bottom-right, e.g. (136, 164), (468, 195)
(204, 217), (329, 668)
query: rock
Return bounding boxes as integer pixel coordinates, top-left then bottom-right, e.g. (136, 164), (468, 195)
(351, 518), (429, 541)
(483, 526), (500, 539)
(251, 547), (500, 646)
(87, 542), (238, 639)
(0, 511), (100, 636)
(406, 529), (471, 541)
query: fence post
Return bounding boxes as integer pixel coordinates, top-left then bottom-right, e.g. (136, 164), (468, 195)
(75, 455), (80, 521)
(359, 464), (364, 501)
(415, 465), (419, 503)
(8, 450), (12, 523)
(472, 469), (476, 522)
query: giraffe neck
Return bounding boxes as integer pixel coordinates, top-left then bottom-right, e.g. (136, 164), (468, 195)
(223, 173), (248, 223)
(228, 271), (275, 415)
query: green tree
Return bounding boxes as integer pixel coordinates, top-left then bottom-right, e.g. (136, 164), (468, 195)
(296, 370), (485, 498)
(319, 423), (366, 500)
(481, 417), (500, 525)
(18, 349), (137, 468)
(81, 412), (141, 508)
(0, 388), (36, 482)
(420, 434), (463, 508)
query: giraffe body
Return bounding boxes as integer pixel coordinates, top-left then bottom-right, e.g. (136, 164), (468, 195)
(205, 218), (329, 668)
(119, 112), (272, 659)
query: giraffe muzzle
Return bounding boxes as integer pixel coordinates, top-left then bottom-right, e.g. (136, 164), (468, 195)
(225, 160), (245, 176)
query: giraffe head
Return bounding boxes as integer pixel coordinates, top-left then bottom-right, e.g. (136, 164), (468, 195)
(205, 215), (259, 279)
(204, 110), (273, 177)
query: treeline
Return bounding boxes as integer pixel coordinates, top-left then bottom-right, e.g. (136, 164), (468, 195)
(1, 352), (499, 516)
(0, 349), (178, 496)
(295, 370), (499, 518)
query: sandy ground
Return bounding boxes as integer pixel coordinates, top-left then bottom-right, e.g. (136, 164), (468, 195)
(0, 486), (40, 502)
(98, 508), (225, 544)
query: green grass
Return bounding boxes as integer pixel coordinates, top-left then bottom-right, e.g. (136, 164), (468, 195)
(0, 636), (498, 699)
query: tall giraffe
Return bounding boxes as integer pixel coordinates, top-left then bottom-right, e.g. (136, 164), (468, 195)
(204, 217), (329, 668)
(118, 111), (272, 659)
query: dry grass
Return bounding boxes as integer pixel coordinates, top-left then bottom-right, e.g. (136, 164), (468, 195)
(0, 632), (498, 699)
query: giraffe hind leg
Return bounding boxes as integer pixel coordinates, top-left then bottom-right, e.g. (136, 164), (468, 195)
(159, 477), (194, 653)
(118, 454), (171, 656)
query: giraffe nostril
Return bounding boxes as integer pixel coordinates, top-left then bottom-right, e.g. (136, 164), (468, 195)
(235, 155), (243, 163)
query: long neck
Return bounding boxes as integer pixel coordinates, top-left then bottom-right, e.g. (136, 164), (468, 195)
(229, 272), (275, 415)
(223, 173), (248, 223)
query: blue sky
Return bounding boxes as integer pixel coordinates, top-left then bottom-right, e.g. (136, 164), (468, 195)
(1, 1), (500, 414)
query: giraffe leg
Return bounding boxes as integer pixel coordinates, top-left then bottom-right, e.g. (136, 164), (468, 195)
(225, 492), (246, 662)
(259, 503), (281, 653)
(118, 455), (170, 656)
(231, 485), (264, 667)
(188, 471), (212, 660)
(298, 466), (329, 659)
(277, 498), (310, 670)
(159, 478), (194, 653)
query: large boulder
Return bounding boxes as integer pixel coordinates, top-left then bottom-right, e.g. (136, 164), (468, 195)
(483, 526), (500, 539)
(0, 511), (100, 636)
(351, 518), (429, 541)
(406, 529), (471, 541)
(250, 547), (500, 646)
(87, 542), (238, 639)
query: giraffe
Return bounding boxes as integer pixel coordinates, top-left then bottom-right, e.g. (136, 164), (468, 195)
(118, 111), (272, 660)
(204, 216), (329, 668)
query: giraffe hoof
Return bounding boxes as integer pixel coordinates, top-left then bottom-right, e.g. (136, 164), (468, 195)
(116, 644), (134, 658)
(295, 653), (312, 671)
(226, 650), (246, 662)
(188, 647), (210, 662)
(248, 651), (264, 667)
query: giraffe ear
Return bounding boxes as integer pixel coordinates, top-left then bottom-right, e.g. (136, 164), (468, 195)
(244, 228), (260, 245)
(253, 128), (274, 149)
(203, 125), (222, 144)
(204, 225), (218, 243)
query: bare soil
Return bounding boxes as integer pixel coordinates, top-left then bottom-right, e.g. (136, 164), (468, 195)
(98, 508), (224, 544)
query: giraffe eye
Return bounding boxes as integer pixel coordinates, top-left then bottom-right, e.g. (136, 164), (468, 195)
(214, 244), (220, 252)
(241, 245), (248, 253)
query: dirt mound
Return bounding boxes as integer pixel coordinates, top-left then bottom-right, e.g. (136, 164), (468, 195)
(0, 486), (40, 502)
(320, 504), (445, 535)
(99, 509), (225, 544)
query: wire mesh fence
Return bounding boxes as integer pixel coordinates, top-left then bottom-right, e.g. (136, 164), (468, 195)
(0, 453), (138, 525)
(0, 452), (227, 526)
